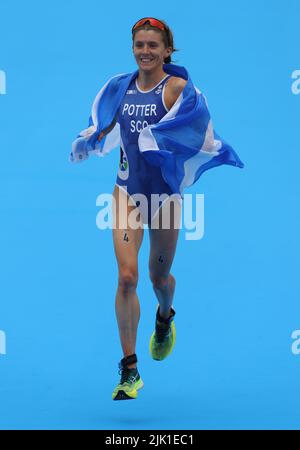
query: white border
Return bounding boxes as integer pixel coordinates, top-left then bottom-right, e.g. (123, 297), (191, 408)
(135, 74), (170, 93)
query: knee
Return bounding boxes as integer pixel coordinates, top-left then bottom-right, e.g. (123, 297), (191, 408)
(150, 272), (169, 290)
(118, 268), (138, 294)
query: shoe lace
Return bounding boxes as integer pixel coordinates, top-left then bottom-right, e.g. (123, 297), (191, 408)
(118, 365), (137, 384)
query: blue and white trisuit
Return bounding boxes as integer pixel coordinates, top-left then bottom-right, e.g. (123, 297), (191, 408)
(116, 73), (183, 226)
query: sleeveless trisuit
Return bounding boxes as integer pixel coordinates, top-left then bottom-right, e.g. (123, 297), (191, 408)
(116, 74), (182, 225)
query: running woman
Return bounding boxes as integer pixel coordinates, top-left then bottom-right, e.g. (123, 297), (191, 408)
(111, 17), (186, 400)
(71, 16), (243, 400)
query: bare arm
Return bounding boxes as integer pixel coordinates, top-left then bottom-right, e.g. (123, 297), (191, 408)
(164, 77), (187, 111)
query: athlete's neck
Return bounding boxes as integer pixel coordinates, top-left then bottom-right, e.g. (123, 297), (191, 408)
(137, 69), (168, 91)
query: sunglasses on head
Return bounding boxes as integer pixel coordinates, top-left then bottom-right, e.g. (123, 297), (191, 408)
(132, 17), (167, 33)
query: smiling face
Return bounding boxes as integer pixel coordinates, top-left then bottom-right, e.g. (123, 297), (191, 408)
(132, 29), (172, 72)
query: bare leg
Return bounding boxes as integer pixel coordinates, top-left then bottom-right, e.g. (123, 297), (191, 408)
(149, 200), (181, 319)
(112, 186), (144, 368)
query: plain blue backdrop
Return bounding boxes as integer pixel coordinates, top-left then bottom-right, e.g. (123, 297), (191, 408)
(0, 0), (300, 430)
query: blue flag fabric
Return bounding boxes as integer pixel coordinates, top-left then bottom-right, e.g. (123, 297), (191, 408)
(70, 64), (244, 194)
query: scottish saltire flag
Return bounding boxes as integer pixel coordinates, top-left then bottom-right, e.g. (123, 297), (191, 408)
(70, 64), (244, 194)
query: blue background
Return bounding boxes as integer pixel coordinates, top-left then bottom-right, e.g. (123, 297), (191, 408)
(0, 0), (299, 430)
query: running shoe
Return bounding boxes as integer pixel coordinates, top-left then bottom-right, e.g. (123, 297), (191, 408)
(112, 354), (144, 400)
(149, 306), (176, 361)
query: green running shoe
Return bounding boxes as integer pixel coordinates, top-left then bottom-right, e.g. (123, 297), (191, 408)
(149, 306), (176, 361)
(112, 354), (144, 401)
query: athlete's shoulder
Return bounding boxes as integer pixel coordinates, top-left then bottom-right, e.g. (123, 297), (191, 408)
(166, 76), (187, 94)
(164, 76), (187, 110)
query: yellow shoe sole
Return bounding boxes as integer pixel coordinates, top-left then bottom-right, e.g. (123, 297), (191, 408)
(112, 378), (144, 401)
(149, 321), (176, 361)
